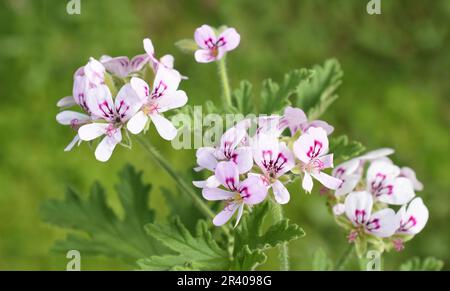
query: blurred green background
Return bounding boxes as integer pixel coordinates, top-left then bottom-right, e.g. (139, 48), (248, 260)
(0, 0), (449, 270)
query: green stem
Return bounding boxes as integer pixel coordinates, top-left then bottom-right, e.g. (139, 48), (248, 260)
(217, 56), (232, 108)
(136, 136), (233, 239)
(335, 244), (354, 271)
(271, 201), (290, 271)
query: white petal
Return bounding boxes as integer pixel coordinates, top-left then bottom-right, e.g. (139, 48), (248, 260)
(94, 131), (122, 162)
(400, 167), (423, 191)
(272, 180), (290, 204)
(397, 197), (429, 235)
(194, 25), (217, 49)
(127, 111), (148, 135)
(196, 147), (218, 172)
(333, 203), (346, 216)
(377, 177), (415, 205)
(302, 172), (314, 193)
(311, 172), (342, 190)
(214, 161), (240, 190)
(153, 66), (181, 94)
(335, 174), (360, 197)
(159, 54), (174, 69)
(233, 147), (254, 174)
(202, 188), (234, 201)
(115, 83), (145, 120)
(218, 28), (240, 51)
(239, 175), (268, 205)
(213, 202), (239, 226)
(344, 191), (373, 226)
(365, 208), (399, 238)
(56, 111), (89, 125)
(150, 114), (177, 141)
(129, 54), (150, 72)
(64, 134), (81, 152)
(194, 49), (216, 63)
(359, 148), (394, 161)
(293, 127), (329, 163)
(101, 56), (130, 78)
(85, 85), (115, 121)
(57, 96), (77, 108)
(156, 90), (188, 113)
(234, 204), (245, 228)
(130, 77), (151, 100)
(78, 123), (108, 141)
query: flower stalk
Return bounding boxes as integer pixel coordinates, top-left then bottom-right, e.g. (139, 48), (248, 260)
(271, 200), (290, 271)
(217, 56), (232, 108)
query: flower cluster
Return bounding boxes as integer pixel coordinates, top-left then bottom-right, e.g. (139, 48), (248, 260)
(56, 38), (188, 161)
(329, 149), (429, 252)
(194, 106), (341, 226)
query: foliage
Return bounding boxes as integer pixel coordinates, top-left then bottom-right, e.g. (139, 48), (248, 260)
(399, 257), (444, 271)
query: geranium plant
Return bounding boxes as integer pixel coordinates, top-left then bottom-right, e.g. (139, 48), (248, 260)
(44, 24), (439, 271)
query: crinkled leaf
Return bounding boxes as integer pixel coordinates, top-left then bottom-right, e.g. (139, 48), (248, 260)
(139, 217), (230, 270)
(234, 202), (305, 252)
(399, 257), (444, 271)
(329, 135), (365, 164)
(231, 80), (253, 115)
(296, 59), (343, 119)
(41, 164), (162, 263)
(231, 245), (267, 271)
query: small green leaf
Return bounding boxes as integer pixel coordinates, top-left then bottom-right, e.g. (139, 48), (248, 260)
(175, 39), (198, 53)
(329, 135), (365, 164)
(231, 80), (253, 115)
(399, 257), (444, 271)
(231, 245), (267, 271)
(296, 59), (343, 119)
(41, 164), (162, 263)
(140, 217), (230, 270)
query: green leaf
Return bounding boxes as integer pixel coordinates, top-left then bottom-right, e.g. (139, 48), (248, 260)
(175, 39), (198, 53)
(231, 245), (267, 271)
(399, 257), (444, 271)
(312, 249), (334, 271)
(329, 135), (365, 164)
(41, 164), (162, 263)
(231, 80), (253, 115)
(139, 217), (230, 270)
(296, 59), (343, 119)
(260, 69), (312, 115)
(234, 202), (305, 251)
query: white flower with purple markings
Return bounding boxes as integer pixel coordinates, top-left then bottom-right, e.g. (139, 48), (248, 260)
(194, 25), (240, 63)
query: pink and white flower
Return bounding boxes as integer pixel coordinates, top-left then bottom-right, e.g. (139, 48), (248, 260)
(293, 127), (341, 193)
(399, 167), (424, 191)
(78, 83), (144, 162)
(194, 25), (240, 63)
(280, 106), (334, 136)
(345, 191), (400, 238)
(252, 134), (295, 204)
(366, 160), (415, 205)
(396, 197), (429, 235)
(143, 38), (181, 75)
(202, 161), (268, 226)
(126, 66), (188, 140)
(100, 54), (149, 78)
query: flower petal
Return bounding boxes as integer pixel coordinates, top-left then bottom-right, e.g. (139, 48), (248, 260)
(85, 85), (115, 121)
(272, 180), (290, 204)
(56, 111), (89, 125)
(218, 28), (240, 51)
(233, 146), (254, 174)
(94, 130), (122, 162)
(129, 54), (150, 72)
(293, 127), (329, 163)
(400, 167), (423, 191)
(302, 172), (314, 193)
(365, 208), (399, 238)
(57, 96), (77, 108)
(196, 147), (218, 172)
(115, 83), (145, 121)
(101, 56), (130, 78)
(335, 174), (361, 197)
(239, 175), (268, 205)
(64, 134), (81, 152)
(214, 161), (240, 191)
(359, 148), (394, 161)
(397, 197), (429, 235)
(202, 188), (234, 201)
(150, 113), (177, 140)
(194, 49), (216, 63)
(213, 202), (239, 226)
(153, 66), (181, 95)
(376, 177), (415, 205)
(344, 191), (373, 226)
(156, 90), (188, 113)
(130, 77), (150, 100)
(280, 106), (307, 135)
(84, 57), (105, 85)
(160, 54), (174, 68)
(194, 25), (217, 49)
(303, 120), (334, 135)
(78, 123), (108, 141)
(127, 111), (148, 135)
(234, 203), (245, 228)
(311, 172), (342, 190)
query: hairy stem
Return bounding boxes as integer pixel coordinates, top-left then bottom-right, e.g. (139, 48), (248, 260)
(271, 201), (290, 271)
(217, 56), (232, 108)
(335, 244), (354, 271)
(136, 136), (232, 239)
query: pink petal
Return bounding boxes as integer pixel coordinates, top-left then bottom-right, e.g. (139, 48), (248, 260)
(233, 146), (254, 174)
(196, 147), (218, 172)
(194, 25), (217, 49)
(365, 208), (399, 238)
(101, 56), (130, 78)
(78, 123), (108, 141)
(202, 188), (234, 201)
(303, 120), (334, 135)
(400, 167), (423, 191)
(56, 111), (89, 125)
(396, 197), (428, 235)
(194, 49), (216, 63)
(214, 161), (240, 191)
(130, 77), (150, 100)
(377, 177), (415, 205)
(85, 85), (115, 121)
(95, 131), (122, 162)
(159, 54), (174, 69)
(311, 172), (342, 190)
(84, 57), (105, 85)
(129, 54), (150, 72)
(218, 28), (240, 51)
(281, 106), (307, 135)
(57, 96), (77, 108)
(239, 175), (268, 205)
(153, 66), (181, 95)
(156, 90), (188, 113)
(115, 83), (145, 121)
(344, 191), (373, 226)
(213, 202), (239, 226)
(318, 154), (334, 169)
(293, 127), (329, 163)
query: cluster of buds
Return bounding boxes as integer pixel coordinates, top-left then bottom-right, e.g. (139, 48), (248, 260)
(329, 149), (429, 252)
(56, 38), (188, 161)
(194, 106), (341, 226)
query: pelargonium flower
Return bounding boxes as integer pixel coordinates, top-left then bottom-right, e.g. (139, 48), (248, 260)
(293, 127), (341, 193)
(345, 191), (400, 238)
(396, 197), (429, 235)
(366, 159), (415, 205)
(399, 167), (424, 191)
(56, 111), (90, 151)
(202, 161), (268, 226)
(194, 25), (240, 63)
(252, 133), (295, 204)
(280, 106), (334, 136)
(126, 66), (188, 140)
(100, 54), (149, 78)
(332, 148), (395, 197)
(78, 83), (144, 162)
